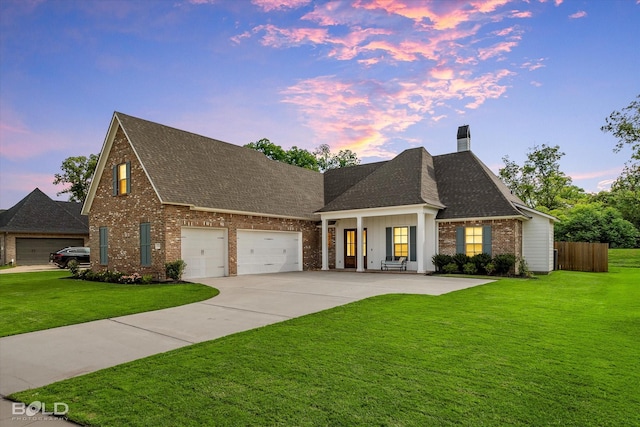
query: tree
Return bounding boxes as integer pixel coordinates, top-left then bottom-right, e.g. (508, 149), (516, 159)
(285, 146), (319, 171)
(499, 144), (578, 210)
(314, 144), (360, 171)
(244, 138), (286, 162)
(601, 94), (640, 162)
(555, 203), (639, 248)
(53, 154), (98, 203)
(245, 139), (360, 172)
(600, 95), (640, 231)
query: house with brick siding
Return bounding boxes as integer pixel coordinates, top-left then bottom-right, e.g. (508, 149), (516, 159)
(82, 112), (555, 280)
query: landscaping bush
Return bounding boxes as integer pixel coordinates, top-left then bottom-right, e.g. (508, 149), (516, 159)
(166, 259), (187, 282)
(463, 262), (478, 275)
(493, 254), (516, 275)
(432, 254), (453, 272)
(485, 262), (496, 275)
(66, 259), (80, 277)
(452, 253), (470, 269)
(443, 262), (459, 274)
(471, 253), (492, 274)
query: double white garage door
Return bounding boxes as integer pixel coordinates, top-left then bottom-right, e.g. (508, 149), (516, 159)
(181, 228), (301, 279)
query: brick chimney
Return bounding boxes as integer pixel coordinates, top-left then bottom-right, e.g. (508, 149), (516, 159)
(457, 125), (470, 152)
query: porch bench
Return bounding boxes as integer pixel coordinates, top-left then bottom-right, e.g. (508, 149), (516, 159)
(381, 256), (407, 271)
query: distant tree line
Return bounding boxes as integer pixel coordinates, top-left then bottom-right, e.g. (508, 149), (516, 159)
(244, 138), (360, 172)
(499, 94), (640, 248)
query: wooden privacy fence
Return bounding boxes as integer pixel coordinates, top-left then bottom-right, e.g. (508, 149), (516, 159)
(554, 242), (609, 272)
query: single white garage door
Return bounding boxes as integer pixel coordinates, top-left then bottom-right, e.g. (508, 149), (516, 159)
(237, 230), (301, 275)
(181, 228), (226, 279)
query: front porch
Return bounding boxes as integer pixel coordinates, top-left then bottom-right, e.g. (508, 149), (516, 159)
(320, 205), (441, 274)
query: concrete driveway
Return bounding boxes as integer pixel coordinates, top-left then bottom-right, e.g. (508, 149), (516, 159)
(0, 271), (491, 403)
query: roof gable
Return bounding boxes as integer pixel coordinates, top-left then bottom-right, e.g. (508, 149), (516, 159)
(319, 147), (444, 212)
(86, 112), (324, 220)
(433, 151), (525, 220)
(0, 188), (88, 234)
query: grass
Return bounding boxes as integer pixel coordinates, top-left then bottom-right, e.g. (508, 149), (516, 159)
(0, 271), (218, 337)
(608, 247), (640, 268)
(9, 252), (640, 426)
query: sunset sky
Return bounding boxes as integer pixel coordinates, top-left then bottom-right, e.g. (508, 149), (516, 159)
(1, 0), (638, 208)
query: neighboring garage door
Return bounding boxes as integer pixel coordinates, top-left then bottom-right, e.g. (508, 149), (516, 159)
(181, 228), (226, 279)
(16, 238), (85, 265)
(237, 230), (301, 275)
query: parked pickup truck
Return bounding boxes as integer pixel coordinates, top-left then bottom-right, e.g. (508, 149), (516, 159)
(50, 247), (90, 268)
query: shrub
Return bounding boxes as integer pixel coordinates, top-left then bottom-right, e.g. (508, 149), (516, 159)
(142, 274), (154, 284)
(493, 254), (516, 275)
(432, 254), (453, 272)
(120, 273), (143, 284)
(463, 262), (477, 275)
(66, 259), (80, 277)
(485, 262), (495, 275)
(166, 259), (187, 282)
(452, 253), (470, 269)
(443, 262), (459, 274)
(471, 253), (492, 274)
(518, 257), (534, 278)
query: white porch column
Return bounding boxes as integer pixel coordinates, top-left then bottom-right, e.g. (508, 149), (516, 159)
(321, 218), (329, 271)
(417, 212), (426, 274)
(356, 215), (364, 272)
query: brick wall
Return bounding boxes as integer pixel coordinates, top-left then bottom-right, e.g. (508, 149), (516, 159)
(88, 125), (321, 280)
(438, 218), (523, 259)
(164, 205), (321, 276)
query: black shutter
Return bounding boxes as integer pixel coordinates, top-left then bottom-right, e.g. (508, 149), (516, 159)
(112, 165), (118, 196)
(482, 226), (492, 255)
(385, 227), (392, 258)
(409, 226), (417, 261)
(456, 227), (464, 254)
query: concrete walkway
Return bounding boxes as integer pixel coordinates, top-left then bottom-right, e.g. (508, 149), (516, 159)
(0, 271), (491, 425)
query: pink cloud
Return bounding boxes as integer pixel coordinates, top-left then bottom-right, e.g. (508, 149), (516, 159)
(478, 40), (518, 60)
(569, 10), (587, 19)
(232, 0), (538, 156)
(521, 57), (546, 71)
(252, 0), (311, 12)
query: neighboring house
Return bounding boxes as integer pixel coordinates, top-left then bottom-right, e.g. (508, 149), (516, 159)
(82, 112), (555, 280)
(0, 188), (89, 265)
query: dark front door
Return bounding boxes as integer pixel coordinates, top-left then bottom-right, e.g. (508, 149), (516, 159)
(344, 229), (366, 269)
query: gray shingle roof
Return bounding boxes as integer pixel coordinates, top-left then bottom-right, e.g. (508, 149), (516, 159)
(0, 188), (88, 234)
(116, 113), (324, 220)
(433, 151), (526, 220)
(109, 113), (528, 221)
(319, 147), (444, 212)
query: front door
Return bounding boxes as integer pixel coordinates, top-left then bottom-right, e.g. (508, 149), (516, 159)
(344, 229), (366, 269)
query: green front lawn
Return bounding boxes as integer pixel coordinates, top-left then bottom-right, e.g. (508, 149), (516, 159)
(10, 254), (640, 426)
(0, 271), (218, 337)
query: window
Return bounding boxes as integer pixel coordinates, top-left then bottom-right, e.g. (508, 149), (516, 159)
(456, 226), (492, 256)
(112, 162), (130, 195)
(345, 230), (356, 257)
(465, 227), (483, 256)
(99, 227), (108, 265)
(140, 222), (151, 266)
(393, 226), (408, 257)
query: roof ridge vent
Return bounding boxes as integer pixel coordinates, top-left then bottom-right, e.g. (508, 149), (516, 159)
(457, 125), (470, 152)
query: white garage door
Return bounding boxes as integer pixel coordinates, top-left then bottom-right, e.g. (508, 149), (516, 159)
(237, 230), (301, 275)
(181, 228), (226, 279)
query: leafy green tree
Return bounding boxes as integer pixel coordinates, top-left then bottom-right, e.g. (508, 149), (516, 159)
(285, 146), (319, 171)
(601, 94), (640, 162)
(314, 144), (360, 171)
(555, 203), (639, 248)
(246, 139), (360, 172)
(244, 138), (287, 162)
(499, 144), (579, 210)
(53, 154), (98, 203)
(600, 95), (640, 231)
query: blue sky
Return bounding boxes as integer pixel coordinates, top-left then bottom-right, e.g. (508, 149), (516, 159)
(1, 0), (638, 209)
